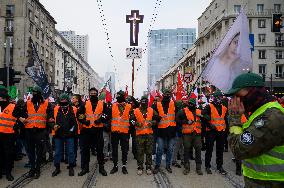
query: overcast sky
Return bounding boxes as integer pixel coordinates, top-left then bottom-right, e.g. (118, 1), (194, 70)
(40, 0), (212, 97)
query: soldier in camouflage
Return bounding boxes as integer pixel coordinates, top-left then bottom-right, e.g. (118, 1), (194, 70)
(226, 73), (284, 188)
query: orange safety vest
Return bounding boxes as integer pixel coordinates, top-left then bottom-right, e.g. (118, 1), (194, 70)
(52, 105), (78, 136)
(182, 107), (202, 134)
(111, 103), (131, 134)
(0, 104), (17, 134)
(85, 100), (104, 128)
(25, 99), (48, 129)
(157, 100), (176, 129)
(134, 107), (154, 136)
(208, 103), (227, 132)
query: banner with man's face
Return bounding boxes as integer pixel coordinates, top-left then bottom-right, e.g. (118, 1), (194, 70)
(202, 10), (252, 93)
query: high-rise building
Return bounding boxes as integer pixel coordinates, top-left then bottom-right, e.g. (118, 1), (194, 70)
(59, 31), (89, 62)
(147, 28), (196, 86)
(0, 0), (56, 95)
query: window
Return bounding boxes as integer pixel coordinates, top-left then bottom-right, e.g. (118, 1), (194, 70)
(35, 42), (39, 52)
(276, 51), (284, 59)
(276, 65), (284, 78)
(28, 10), (33, 20)
(6, 20), (14, 31)
(259, 50), (266, 59)
(257, 4), (264, 12)
(36, 29), (39, 38)
(258, 19), (266, 28)
(276, 34), (284, 47)
(57, 70), (59, 76)
(258, 34), (266, 43)
(6, 5), (15, 16)
(40, 21), (44, 29)
(41, 33), (44, 42)
(274, 4), (281, 12)
(46, 37), (49, 46)
(50, 53), (53, 60)
(41, 46), (44, 55)
(234, 5), (241, 14)
(259, 64), (266, 74)
(29, 23), (33, 34)
(35, 16), (38, 24)
(46, 50), (49, 58)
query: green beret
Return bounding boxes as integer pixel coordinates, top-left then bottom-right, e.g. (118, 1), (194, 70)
(59, 93), (70, 101)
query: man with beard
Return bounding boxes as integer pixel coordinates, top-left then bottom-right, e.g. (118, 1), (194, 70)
(13, 86), (53, 179)
(202, 91), (228, 175)
(132, 96), (158, 175)
(152, 89), (177, 174)
(176, 98), (203, 175)
(0, 87), (17, 181)
(51, 94), (78, 177)
(227, 73), (284, 188)
(110, 90), (132, 175)
(77, 88), (108, 176)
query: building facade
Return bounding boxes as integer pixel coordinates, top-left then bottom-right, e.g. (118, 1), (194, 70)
(0, 0), (56, 96)
(147, 28), (196, 86)
(59, 31), (89, 62)
(195, 0), (284, 95)
(55, 31), (103, 97)
(157, 0), (284, 97)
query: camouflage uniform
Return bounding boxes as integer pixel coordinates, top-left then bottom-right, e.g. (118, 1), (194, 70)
(227, 73), (284, 188)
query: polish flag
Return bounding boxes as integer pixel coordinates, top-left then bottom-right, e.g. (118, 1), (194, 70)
(189, 87), (198, 99)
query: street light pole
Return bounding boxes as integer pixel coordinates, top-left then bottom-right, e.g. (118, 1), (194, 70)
(5, 38), (11, 87)
(63, 51), (68, 92)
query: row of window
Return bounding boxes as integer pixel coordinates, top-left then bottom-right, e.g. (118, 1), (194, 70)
(259, 64), (284, 78)
(29, 22), (54, 48)
(258, 50), (284, 59)
(34, 42), (53, 61)
(258, 33), (284, 44)
(234, 4), (282, 14)
(28, 9), (53, 38)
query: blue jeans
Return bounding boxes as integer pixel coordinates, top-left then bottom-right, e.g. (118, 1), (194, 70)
(54, 137), (75, 167)
(155, 137), (176, 167)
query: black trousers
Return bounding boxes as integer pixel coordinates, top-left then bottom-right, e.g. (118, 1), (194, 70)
(25, 129), (46, 172)
(0, 133), (15, 174)
(111, 132), (129, 166)
(205, 130), (225, 169)
(80, 129), (104, 170)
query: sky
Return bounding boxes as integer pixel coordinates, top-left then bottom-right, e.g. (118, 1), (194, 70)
(40, 0), (212, 97)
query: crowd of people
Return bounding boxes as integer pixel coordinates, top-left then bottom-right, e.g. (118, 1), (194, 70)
(1, 73), (284, 188)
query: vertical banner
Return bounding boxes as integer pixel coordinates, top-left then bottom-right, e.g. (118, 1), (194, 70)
(25, 38), (51, 98)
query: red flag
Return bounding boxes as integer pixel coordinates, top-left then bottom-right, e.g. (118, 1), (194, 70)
(176, 71), (184, 100)
(189, 87), (198, 99)
(125, 85), (128, 98)
(105, 88), (112, 103)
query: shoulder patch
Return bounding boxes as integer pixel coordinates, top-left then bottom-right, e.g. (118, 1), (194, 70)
(240, 131), (255, 145)
(253, 118), (265, 129)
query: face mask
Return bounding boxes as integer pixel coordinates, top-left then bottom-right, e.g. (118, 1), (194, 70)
(33, 93), (41, 100)
(163, 95), (171, 102)
(116, 96), (125, 103)
(60, 102), (69, 107)
(141, 100), (148, 106)
(90, 95), (98, 102)
(0, 101), (8, 108)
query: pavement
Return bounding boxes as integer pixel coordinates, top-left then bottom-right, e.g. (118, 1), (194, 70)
(1, 141), (245, 188)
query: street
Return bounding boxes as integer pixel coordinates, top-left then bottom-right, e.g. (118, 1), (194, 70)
(1, 144), (245, 188)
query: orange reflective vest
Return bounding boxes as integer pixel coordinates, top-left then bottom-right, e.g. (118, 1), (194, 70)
(111, 103), (131, 134)
(26, 99), (48, 129)
(52, 105), (78, 136)
(182, 107), (202, 134)
(85, 100), (104, 128)
(0, 104), (17, 134)
(208, 103), (227, 132)
(134, 107), (154, 136)
(157, 100), (176, 129)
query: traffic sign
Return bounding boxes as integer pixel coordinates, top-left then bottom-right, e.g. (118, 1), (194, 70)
(126, 47), (142, 59)
(183, 72), (193, 83)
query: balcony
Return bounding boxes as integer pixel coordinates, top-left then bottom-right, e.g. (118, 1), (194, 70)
(247, 9), (283, 17)
(276, 40), (284, 47)
(275, 73), (284, 79)
(4, 27), (14, 35)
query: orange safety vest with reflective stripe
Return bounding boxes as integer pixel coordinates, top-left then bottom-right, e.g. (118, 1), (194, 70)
(208, 103), (227, 132)
(111, 103), (131, 133)
(25, 99), (48, 129)
(52, 105), (78, 136)
(0, 104), (17, 134)
(85, 100), (104, 128)
(182, 107), (202, 134)
(134, 107), (154, 136)
(157, 100), (176, 129)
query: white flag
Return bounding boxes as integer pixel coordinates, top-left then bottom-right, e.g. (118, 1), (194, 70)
(202, 10), (252, 93)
